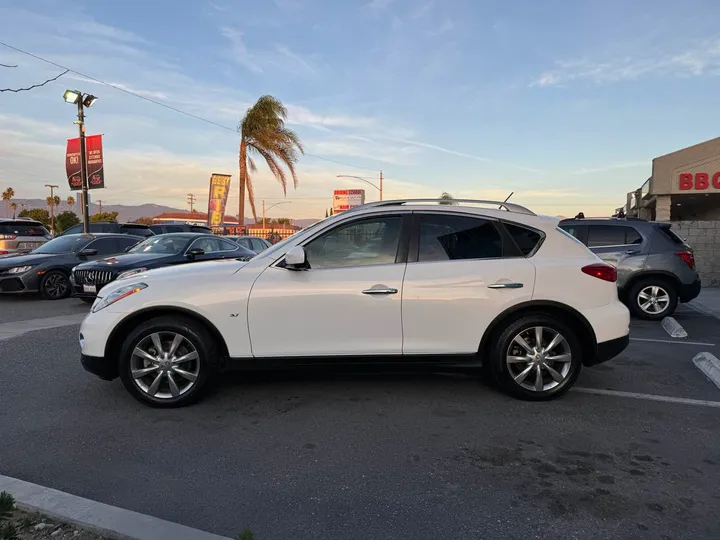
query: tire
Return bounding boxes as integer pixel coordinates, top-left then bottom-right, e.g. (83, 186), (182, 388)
(628, 278), (677, 321)
(79, 297), (95, 304)
(488, 314), (583, 401)
(40, 270), (71, 300)
(118, 316), (220, 408)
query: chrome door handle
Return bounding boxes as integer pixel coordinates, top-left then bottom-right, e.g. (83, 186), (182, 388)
(362, 287), (398, 295)
(625, 250), (640, 255)
(488, 282), (523, 289)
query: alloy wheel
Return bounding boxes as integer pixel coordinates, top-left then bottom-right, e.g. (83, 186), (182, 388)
(44, 273), (69, 299)
(130, 332), (200, 400)
(505, 326), (573, 392)
(637, 285), (670, 316)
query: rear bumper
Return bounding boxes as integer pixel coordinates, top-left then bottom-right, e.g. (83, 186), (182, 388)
(679, 278), (702, 303)
(81, 353), (118, 381)
(586, 333), (629, 366)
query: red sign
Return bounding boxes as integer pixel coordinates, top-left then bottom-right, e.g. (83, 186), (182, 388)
(86, 134), (105, 189)
(678, 172), (720, 190)
(66, 138), (82, 190)
(65, 135), (105, 190)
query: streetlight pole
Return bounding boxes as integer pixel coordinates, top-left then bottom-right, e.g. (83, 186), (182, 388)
(64, 89), (97, 234)
(336, 171), (383, 201)
(45, 184), (58, 234)
(262, 200), (292, 230)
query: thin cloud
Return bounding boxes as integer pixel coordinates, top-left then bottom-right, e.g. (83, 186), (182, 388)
(366, 0), (395, 12)
(573, 161), (649, 175)
(221, 27), (263, 73)
(532, 38), (720, 87)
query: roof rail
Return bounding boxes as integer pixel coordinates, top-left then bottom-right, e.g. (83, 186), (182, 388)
(351, 198), (536, 216)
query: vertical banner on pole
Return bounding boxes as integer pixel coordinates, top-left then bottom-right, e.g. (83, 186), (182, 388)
(207, 173), (232, 228)
(85, 134), (105, 189)
(66, 138), (82, 190)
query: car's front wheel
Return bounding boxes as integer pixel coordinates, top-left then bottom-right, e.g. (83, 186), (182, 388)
(489, 315), (582, 400)
(40, 270), (71, 300)
(119, 316), (219, 408)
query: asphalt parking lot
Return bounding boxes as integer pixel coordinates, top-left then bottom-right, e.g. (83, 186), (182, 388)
(1, 298), (719, 540)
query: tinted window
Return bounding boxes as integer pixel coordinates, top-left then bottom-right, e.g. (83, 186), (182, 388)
(250, 238), (267, 252)
(505, 223), (543, 256)
(305, 216), (402, 269)
(660, 226), (685, 245)
(165, 225), (185, 233)
(130, 235), (191, 254)
(100, 224), (118, 233)
(87, 237), (120, 255)
(418, 215), (502, 261)
(62, 224), (83, 236)
(234, 238), (253, 249)
(35, 235), (91, 254)
(559, 225), (582, 239)
(117, 237), (141, 251)
(0, 222), (48, 237)
(587, 226), (640, 247)
(188, 237), (237, 254)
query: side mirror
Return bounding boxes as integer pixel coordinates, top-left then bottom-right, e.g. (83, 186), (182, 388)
(186, 248), (205, 259)
(284, 246), (308, 270)
(78, 249), (98, 258)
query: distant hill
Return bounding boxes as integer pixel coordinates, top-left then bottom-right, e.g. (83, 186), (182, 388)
(2, 199), (322, 226)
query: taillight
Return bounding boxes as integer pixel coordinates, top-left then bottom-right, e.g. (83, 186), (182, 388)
(0, 234), (17, 240)
(676, 251), (695, 270)
(582, 263), (617, 282)
(0, 251), (7, 255)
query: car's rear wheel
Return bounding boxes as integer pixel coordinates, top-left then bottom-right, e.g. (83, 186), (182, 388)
(489, 315), (582, 401)
(40, 270), (71, 300)
(628, 278), (677, 320)
(119, 316), (219, 408)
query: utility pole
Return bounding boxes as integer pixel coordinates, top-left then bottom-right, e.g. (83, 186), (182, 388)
(379, 170), (383, 201)
(76, 99), (90, 233)
(45, 184), (59, 234)
(262, 200), (292, 230)
(97, 200), (103, 214)
(187, 193), (196, 213)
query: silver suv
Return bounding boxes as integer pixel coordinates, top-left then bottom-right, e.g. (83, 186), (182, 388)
(0, 218), (52, 256)
(559, 218), (701, 320)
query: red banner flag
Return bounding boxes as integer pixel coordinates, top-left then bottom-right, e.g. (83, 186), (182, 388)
(66, 138), (82, 191)
(86, 134), (105, 189)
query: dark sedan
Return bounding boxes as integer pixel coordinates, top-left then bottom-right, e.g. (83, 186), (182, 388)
(0, 234), (143, 300)
(71, 233), (255, 301)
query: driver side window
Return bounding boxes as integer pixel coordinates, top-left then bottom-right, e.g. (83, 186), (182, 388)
(304, 216), (402, 270)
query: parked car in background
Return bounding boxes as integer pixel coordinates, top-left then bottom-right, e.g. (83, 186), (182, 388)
(0, 218), (52, 255)
(58, 222), (154, 238)
(0, 233), (142, 299)
(226, 235), (271, 252)
(72, 233), (255, 302)
(149, 223), (213, 235)
(79, 198), (630, 408)
(558, 217), (701, 320)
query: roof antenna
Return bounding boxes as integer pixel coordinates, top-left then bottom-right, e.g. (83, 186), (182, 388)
(500, 192), (513, 209)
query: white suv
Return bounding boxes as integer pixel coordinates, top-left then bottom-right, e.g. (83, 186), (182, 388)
(79, 199), (630, 407)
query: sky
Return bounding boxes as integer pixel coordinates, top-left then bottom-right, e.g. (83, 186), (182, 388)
(1, 0), (720, 219)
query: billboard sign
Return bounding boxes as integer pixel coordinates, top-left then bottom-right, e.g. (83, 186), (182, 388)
(333, 189), (365, 213)
(207, 173), (232, 227)
(66, 135), (105, 190)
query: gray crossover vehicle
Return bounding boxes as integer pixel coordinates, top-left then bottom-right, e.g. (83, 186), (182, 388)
(559, 218), (701, 320)
(0, 218), (52, 255)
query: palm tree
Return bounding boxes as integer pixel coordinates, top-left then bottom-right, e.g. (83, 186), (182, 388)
(10, 202), (17, 218)
(66, 196), (75, 211)
(2, 187), (14, 217)
(237, 95), (304, 224)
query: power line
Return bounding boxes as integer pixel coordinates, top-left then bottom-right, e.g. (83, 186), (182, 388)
(0, 41), (379, 173)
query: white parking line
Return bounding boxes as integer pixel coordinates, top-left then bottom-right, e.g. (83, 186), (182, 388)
(693, 352), (720, 391)
(572, 387), (720, 408)
(630, 337), (715, 346)
(661, 316), (688, 338)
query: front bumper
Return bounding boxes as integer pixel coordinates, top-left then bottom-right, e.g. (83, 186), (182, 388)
(679, 278), (702, 303)
(81, 353), (118, 380)
(0, 272), (39, 294)
(586, 333), (630, 366)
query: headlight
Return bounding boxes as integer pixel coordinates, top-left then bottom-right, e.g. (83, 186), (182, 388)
(117, 268), (147, 280)
(92, 283), (148, 313)
(7, 266), (34, 274)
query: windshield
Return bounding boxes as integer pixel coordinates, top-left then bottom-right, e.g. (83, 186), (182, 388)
(34, 235), (91, 254)
(129, 235), (191, 255)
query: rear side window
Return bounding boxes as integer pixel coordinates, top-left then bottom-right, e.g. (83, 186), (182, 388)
(0, 223), (48, 237)
(659, 226), (686, 245)
(418, 215), (502, 261)
(250, 238), (266, 252)
(504, 223), (543, 256)
(164, 225), (186, 233)
(587, 225), (641, 247)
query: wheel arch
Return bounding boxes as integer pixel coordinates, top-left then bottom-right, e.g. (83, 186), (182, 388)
(478, 300), (597, 366)
(621, 271), (680, 300)
(104, 306), (230, 375)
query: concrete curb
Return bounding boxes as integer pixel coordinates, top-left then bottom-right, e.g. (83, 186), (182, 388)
(661, 316), (688, 338)
(0, 475), (233, 540)
(693, 352), (720, 391)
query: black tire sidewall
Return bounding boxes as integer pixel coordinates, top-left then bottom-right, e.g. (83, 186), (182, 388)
(490, 315), (583, 401)
(118, 317), (218, 408)
(629, 278), (677, 320)
(40, 270), (71, 300)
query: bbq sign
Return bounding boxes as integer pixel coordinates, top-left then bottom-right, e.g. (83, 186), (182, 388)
(65, 135), (105, 190)
(678, 171), (720, 192)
